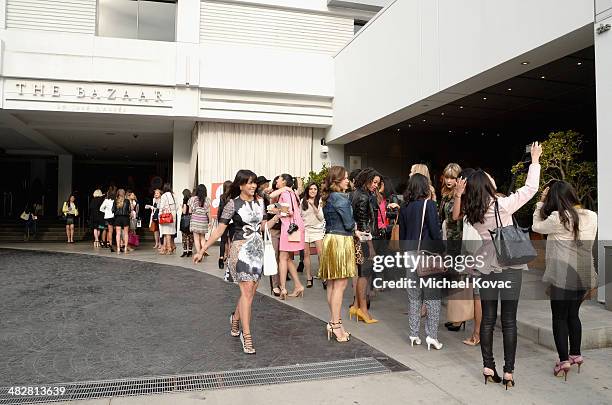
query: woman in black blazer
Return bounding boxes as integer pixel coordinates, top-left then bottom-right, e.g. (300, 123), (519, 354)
(399, 173), (445, 350)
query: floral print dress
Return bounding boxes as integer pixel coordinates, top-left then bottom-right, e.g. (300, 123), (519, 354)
(219, 196), (265, 283)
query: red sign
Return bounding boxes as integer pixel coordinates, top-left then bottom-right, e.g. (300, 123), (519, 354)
(210, 183), (224, 218)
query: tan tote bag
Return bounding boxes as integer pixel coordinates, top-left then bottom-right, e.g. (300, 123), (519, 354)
(446, 283), (475, 322)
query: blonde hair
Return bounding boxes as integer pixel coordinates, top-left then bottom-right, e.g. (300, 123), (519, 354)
(441, 163), (462, 197)
(410, 164), (437, 200)
(410, 164), (431, 181)
(321, 166), (347, 206)
(116, 189), (126, 209)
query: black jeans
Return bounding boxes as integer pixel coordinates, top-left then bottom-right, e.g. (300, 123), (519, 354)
(550, 286), (585, 361)
(479, 269), (523, 373)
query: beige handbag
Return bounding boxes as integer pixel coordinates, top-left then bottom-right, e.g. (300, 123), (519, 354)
(446, 283), (475, 322)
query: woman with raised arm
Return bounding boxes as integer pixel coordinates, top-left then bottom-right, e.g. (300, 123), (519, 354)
(455, 142), (542, 389)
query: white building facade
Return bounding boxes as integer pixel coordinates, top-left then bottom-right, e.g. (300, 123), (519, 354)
(0, 0), (610, 307)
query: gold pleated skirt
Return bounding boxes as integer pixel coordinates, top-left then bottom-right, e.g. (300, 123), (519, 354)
(318, 234), (356, 280)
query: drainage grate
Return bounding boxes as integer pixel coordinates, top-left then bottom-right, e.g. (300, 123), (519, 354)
(0, 357), (390, 404)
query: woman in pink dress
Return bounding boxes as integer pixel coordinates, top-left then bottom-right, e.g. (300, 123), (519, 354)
(276, 174), (305, 300)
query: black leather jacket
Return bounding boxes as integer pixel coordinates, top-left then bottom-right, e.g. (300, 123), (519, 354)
(351, 188), (377, 234)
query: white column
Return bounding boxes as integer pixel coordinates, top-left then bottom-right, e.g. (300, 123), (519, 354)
(595, 8), (612, 308)
(176, 0), (201, 44)
(173, 121), (195, 244)
(57, 154), (73, 215)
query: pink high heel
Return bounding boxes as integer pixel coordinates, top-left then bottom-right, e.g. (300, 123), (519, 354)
(554, 360), (571, 381)
(569, 355), (584, 373)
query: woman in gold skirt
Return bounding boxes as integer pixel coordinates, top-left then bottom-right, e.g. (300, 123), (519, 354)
(319, 166), (365, 342)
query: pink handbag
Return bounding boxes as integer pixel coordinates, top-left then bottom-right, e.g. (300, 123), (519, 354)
(128, 233), (140, 247)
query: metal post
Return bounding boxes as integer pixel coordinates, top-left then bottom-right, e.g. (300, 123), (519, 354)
(606, 246), (612, 311)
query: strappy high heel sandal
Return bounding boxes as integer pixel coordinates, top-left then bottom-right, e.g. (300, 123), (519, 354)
(554, 361), (571, 381)
(327, 321), (350, 342)
(240, 332), (256, 354)
(279, 288), (288, 300)
(230, 312), (240, 337)
(288, 287), (304, 298)
(569, 355), (584, 373)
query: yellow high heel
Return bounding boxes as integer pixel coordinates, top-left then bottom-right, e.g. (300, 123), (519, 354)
(348, 306), (358, 321)
(355, 308), (378, 324)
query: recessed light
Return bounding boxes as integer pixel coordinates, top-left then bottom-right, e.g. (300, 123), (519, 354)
(540, 75), (546, 79)
(507, 88), (512, 91)
(459, 106), (464, 109)
(483, 97), (487, 100)
(422, 119), (427, 122)
(408, 124), (412, 128)
(448, 130), (452, 133)
(521, 61), (530, 65)
(577, 62), (583, 66)
(396, 128), (400, 132)
(481, 132), (485, 136)
(441, 112), (445, 116)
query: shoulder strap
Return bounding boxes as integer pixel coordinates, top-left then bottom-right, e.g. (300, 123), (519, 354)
(417, 199), (429, 251)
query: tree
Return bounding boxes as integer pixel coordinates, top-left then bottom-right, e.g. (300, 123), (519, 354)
(302, 164), (329, 188)
(511, 130), (597, 217)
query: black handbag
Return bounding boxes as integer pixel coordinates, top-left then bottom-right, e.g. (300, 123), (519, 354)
(180, 204), (191, 233)
(488, 200), (537, 266)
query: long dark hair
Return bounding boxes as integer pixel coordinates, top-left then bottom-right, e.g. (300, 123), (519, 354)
(66, 193), (76, 206)
(182, 189), (191, 205)
(279, 173), (294, 188)
(162, 183), (172, 194)
(220, 180), (232, 203)
(404, 173), (430, 202)
(195, 184), (208, 207)
(301, 182), (321, 210)
(380, 176), (396, 201)
(354, 167), (380, 191)
(228, 170), (257, 199)
(462, 170), (497, 225)
(540, 180), (581, 240)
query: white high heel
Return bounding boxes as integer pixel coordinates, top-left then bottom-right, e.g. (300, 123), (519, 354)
(426, 336), (443, 350)
(409, 336), (421, 347)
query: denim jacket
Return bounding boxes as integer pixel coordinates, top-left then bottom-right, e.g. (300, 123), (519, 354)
(323, 192), (355, 236)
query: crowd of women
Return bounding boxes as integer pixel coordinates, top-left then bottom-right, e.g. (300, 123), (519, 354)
(190, 141), (597, 390)
(78, 140), (598, 389)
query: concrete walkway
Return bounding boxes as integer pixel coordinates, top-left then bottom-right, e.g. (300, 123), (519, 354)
(2, 242), (612, 405)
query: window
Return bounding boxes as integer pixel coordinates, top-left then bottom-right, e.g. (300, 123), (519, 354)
(354, 19), (367, 34)
(97, 0), (177, 42)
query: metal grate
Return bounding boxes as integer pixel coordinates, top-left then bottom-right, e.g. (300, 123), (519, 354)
(0, 357), (390, 404)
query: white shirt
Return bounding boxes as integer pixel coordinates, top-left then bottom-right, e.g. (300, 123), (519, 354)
(99, 198), (114, 219)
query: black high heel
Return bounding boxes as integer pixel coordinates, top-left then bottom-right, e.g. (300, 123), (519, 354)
(502, 373), (515, 390)
(218, 258), (225, 269)
(482, 368), (502, 384)
(306, 278), (313, 288)
(446, 321), (466, 332)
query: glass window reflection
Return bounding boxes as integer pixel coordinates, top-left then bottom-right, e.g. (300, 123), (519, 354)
(97, 0), (176, 42)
